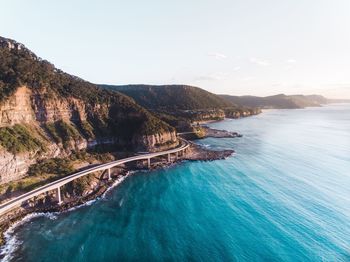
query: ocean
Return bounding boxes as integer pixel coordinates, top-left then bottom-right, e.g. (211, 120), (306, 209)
(2, 104), (350, 261)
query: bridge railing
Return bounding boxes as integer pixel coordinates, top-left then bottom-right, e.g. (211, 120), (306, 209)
(0, 139), (190, 216)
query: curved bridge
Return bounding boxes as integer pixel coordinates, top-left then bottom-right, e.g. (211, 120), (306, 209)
(0, 139), (190, 216)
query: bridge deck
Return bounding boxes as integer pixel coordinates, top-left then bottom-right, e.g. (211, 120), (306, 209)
(0, 140), (189, 216)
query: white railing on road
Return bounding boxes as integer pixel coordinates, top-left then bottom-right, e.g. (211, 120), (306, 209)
(0, 139), (190, 216)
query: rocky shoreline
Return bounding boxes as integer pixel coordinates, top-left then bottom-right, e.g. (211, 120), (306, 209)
(0, 142), (234, 249)
(201, 126), (242, 138)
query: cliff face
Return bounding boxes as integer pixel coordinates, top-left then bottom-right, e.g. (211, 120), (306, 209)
(133, 131), (178, 152)
(0, 86), (89, 126)
(0, 142), (63, 184)
(179, 108), (261, 122)
(0, 148), (34, 183)
(0, 36), (177, 184)
(0, 85), (178, 184)
(0, 86), (34, 126)
(179, 109), (225, 122)
(224, 107), (262, 119)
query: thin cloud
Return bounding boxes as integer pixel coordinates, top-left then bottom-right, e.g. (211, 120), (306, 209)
(250, 57), (270, 67)
(195, 75), (218, 81)
(285, 59), (296, 70)
(208, 52), (227, 59)
(233, 66), (241, 71)
(195, 72), (228, 82)
(239, 76), (256, 82)
(286, 59), (296, 63)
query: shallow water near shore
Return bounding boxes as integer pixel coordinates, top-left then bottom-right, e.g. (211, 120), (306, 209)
(3, 104), (350, 261)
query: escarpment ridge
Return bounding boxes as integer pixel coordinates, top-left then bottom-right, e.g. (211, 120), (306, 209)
(0, 36), (176, 184)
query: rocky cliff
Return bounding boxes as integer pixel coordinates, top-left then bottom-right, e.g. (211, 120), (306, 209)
(177, 107), (261, 123)
(0, 36), (177, 184)
(224, 107), (262, 118)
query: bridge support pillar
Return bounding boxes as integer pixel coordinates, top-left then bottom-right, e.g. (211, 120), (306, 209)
(56, 187), (62, 205)
(175, 152), (178, 160)
(168, 153), (171, 162)
(147, 158), (151, 169)
(108, 168), (111, 180)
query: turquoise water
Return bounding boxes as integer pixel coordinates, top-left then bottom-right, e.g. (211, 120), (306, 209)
(4, 104), (350, 261)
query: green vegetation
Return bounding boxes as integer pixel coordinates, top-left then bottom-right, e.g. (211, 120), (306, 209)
(101, 84), (234, 110)
(44, 121), (82, 148)
(0, 36), (121, 105)
(28, 158), (74, 176)
(64, 173), (96, 196)
(0, 36), (172, 144)
(139, 116), (174, 135)
(223, 107), (261, 118)
(154, 112), (192, 132)
(100, 84), (240, 129)
(0, 151), (114, 197)
(0, 124), (45, 154)
(100, 84), (262, 129)
(0, 158), (73, 195)
(220, 94), (328, 109)
(70, 149), (115, 163)
(76, 121), (95, 140)
(0, 173), (60, 195)
(193, 126), (206, 138)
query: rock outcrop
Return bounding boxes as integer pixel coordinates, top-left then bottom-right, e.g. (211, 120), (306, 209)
(0, 85), (178, 183)
(133, 131), (178, 152)
(0, 86), (34, 127)
(224, 107), (262, 119)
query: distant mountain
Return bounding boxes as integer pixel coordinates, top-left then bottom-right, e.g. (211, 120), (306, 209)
(100, 85), (261, 128)
(219, 94), (329, 109)
(327, 98), (350, 103)
(100, 84), (234, 110)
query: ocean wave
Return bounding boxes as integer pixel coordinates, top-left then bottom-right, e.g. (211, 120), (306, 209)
(0, 172), (133, 261)
(101, 172), (131, 198)
(0, 230), (21, 262)
(0, 212), (58, 262)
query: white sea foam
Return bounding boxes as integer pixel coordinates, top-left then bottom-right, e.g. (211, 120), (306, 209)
(0, 172), (132, 261)
(65, 198), (98, 212)
(101, 172), (131, 198)
(0, 212), (57, 262)
(0, 230), (21, 262)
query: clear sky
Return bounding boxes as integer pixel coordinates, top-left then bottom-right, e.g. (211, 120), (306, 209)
(1, 0), (350, 98)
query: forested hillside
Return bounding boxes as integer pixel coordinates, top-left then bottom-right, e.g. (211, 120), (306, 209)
(220, 94), (329, 109)
(101, 84), (261, 128)
(0, 36), (176, 184)
(101, 84), (234, 110)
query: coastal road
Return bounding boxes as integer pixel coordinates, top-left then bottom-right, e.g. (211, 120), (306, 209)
(0, 139), (190, 217)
